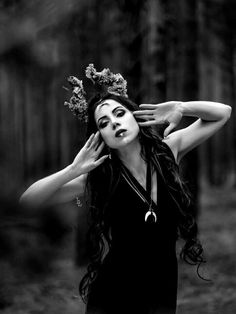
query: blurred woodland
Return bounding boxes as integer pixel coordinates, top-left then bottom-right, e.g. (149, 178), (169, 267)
(0, 0), (236, 313)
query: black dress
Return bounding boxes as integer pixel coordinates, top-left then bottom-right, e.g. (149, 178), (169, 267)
(86, 150), (179, 314)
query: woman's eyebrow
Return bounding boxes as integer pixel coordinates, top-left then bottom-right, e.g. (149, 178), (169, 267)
(97, 106), (124, 123)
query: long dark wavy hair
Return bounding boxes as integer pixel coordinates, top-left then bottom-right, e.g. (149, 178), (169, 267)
(79, 92), (206, 303)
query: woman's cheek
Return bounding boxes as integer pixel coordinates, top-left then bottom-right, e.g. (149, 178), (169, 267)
(100, 131), (113, 147)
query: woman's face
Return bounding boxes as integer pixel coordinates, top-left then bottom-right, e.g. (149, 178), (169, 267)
(94, 99), (140, 149)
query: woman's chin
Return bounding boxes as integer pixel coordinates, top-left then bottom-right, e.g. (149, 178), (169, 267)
(113, 137), (140, 150)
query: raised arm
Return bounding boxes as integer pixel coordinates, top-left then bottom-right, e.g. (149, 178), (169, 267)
(164, 101), (231, 163)
(19, 166), (86, 208)
(133, 101), (231, 163)
(19, 132), (108, 208)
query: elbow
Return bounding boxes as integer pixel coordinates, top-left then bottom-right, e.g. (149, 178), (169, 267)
(19, 192), (26, 205)
(19, 192), (31, 208)
(221, 105), (232, 122)
(19, 192), (39, 209)
(224, 105), (232, 120)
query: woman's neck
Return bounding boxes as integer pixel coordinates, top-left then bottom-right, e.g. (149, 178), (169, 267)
(116, 139), (146, 173)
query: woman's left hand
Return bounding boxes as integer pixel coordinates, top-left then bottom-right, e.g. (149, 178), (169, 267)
(133, 101), (183, 137)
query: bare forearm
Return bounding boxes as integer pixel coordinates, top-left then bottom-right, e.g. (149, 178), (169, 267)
(19, 165), (80, 208)
(19, 132), (108, 208)
(180, 101), (232, 121)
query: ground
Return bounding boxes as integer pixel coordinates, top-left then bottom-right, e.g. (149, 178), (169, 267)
(0, 185), (236, 314)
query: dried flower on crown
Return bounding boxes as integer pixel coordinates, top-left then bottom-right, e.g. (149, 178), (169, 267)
(64, 64), (128, 122)
(64, 76), (88, 122)
(85, 63), (128, 97)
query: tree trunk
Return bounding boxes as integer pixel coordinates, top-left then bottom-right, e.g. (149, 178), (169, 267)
(142, 0), (167, 103)
(165, 0), (200, 217)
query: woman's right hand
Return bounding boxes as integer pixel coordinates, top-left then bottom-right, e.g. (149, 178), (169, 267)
(71, 131), (108, 176)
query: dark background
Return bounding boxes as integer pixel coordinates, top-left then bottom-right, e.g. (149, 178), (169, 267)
(0, 0), (236, 313)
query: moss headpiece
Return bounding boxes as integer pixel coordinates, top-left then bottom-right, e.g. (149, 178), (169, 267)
(64, 64), (128, 122)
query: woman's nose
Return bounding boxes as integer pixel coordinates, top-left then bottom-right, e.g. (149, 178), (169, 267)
(111, 120), (120, 130)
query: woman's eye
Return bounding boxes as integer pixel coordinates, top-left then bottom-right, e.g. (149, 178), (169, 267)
(116, 110), (125, 117)
(99, 121), (108, 129)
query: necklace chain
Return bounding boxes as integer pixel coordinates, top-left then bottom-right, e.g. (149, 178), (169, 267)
(145, 161), (157, 223)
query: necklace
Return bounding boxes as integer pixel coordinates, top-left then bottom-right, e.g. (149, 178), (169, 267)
(144, 160), (157, 223)
(120, 161), (157, 223)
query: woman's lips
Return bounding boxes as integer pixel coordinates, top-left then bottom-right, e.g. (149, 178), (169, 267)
(115, 129), (127, 137)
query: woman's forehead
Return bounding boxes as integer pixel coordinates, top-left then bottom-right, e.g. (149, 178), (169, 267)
(95, 99), (125, 116)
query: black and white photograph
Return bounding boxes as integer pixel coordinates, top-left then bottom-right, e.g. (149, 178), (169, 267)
(0, 0), (236, 313)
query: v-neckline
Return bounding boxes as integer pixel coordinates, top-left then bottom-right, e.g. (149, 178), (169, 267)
(121, 162), (158, 207)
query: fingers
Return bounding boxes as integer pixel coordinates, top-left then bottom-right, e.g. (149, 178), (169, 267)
(85, 131), (100, 149)
(90, 131), (100, 149)
(85, 131), (106, 161)
(136, 115), (155, 121)
(84, 133), (95, 148)
(133, 109), (156, 123)
(138, 120), (157, 127)
(164, 122), (176, 137)
(139, 104), (156, 109)
(95, 141), (105, 155)
(139, 102), (177, 109)
(93, 155), (109, 167)
(133, 109), (154, 115)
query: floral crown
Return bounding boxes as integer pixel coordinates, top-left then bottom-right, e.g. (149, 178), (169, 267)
(64, 64), (128, 122)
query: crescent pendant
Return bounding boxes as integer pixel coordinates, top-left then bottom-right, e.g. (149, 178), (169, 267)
(145, 210), (157, 223)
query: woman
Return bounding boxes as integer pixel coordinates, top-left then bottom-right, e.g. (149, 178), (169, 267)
(20, 67), (231, 314)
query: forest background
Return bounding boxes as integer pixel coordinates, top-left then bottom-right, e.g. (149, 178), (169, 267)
(0, 0), (236, 313)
